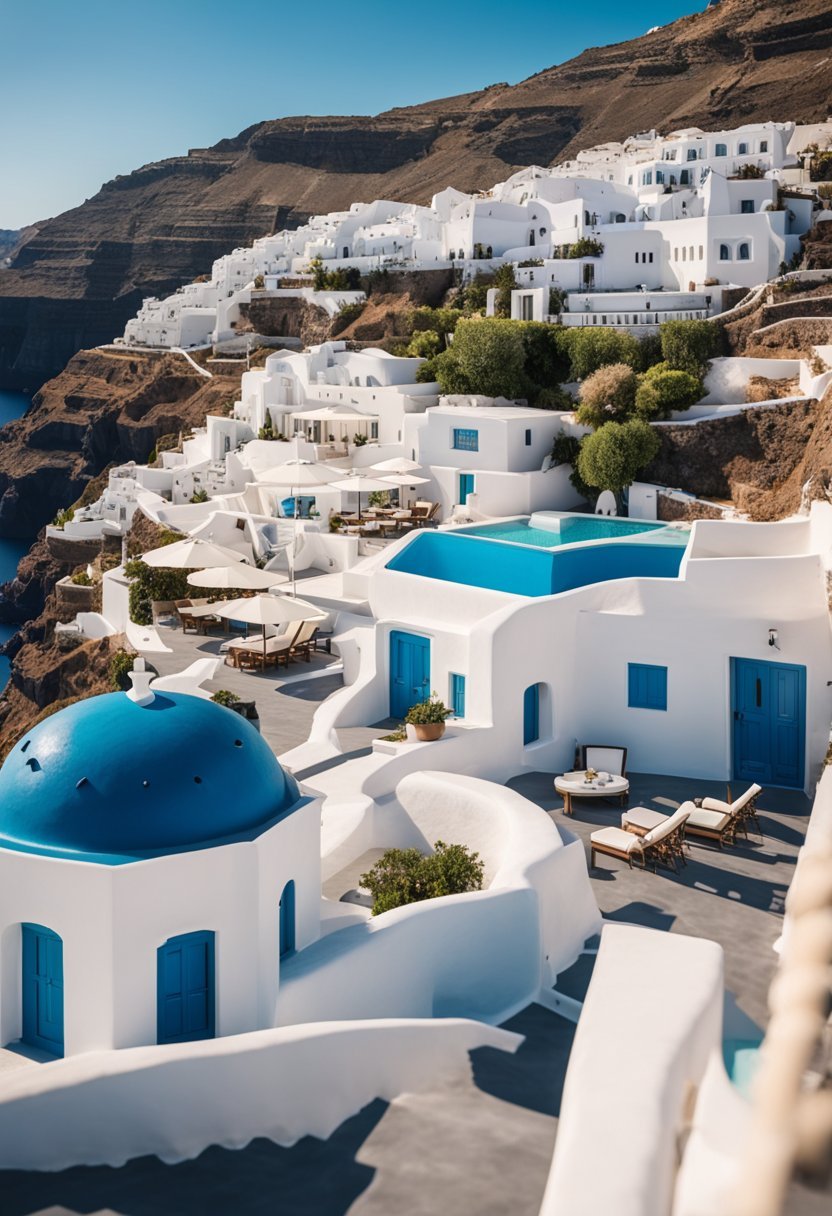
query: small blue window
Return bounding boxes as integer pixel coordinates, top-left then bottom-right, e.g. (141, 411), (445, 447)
(523, 683), (541, 744)
(450, 673), (466, 718)
(628, 664), (667, 711)
(715, 143), (727, 157)
(453, 428), (478, 451)
(525, 429), (532, 446)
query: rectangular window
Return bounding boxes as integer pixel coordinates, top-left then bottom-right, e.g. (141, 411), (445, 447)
(525, 429), (532, 446)
(649, 252), (654, 263)
(740, 199), (754, 214)
(452, 428), (478, 451)
(450, 673), (466, 718)
(628, 663), (668, 711)
(760, 140), (768, 153)
(523, 684), (540, 745)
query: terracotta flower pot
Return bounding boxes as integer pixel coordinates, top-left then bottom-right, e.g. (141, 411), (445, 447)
(412, 722), (446, 742)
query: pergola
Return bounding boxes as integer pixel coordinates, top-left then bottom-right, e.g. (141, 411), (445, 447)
(291, 405), (376, 447)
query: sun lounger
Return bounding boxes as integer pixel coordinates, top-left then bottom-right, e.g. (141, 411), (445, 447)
(621, 802), (696, 867)
(590, 805), (690, 873)
(288, 619), (319, 663)
(174, 598), (199, 634)
(235, 625), (303, 672)
(580, 744), (628, 777)
(684, 783), (763, 847)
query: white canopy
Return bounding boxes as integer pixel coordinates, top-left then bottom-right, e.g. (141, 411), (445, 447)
(380, 473), (430, 487)
(328, 474), (392, 493)
(371, 457), (423, 474)
(187, 565), (288, 591)
(216, 595), (323, 626)
(255, 460), (337, 488)
(293, 405), (374, 423)
(141, 538), (247, 569)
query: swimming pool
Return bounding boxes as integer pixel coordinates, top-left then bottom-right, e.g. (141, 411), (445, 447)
(386, 529), (687, 597)
(462, 515), (672, 549)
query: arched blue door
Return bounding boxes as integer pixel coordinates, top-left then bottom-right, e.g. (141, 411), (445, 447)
(22, 923), (64, 1057)
(157, 930), (215, 1044)
(279, 881), (296, 958)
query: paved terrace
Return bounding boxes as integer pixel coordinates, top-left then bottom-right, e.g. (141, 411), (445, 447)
(2, 732), (827, 1212)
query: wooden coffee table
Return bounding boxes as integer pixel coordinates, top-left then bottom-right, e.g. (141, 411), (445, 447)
(554, 771), (630, 816)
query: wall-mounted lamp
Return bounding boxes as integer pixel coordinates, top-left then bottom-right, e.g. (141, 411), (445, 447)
(768, 628), (780, 650)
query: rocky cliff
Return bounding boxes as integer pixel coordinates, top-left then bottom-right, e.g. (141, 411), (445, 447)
(0, 348), (242, 540)
(2, 0), (831, 390)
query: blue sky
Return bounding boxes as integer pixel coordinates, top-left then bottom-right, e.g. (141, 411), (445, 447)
(0, 0), (702, 228)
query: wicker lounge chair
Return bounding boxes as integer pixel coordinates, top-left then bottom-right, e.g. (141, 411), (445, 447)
(590, 806), (690, 873)
(685, 783), (763, 847)
(236, 625), (303, 672)
(580, 744), (628, 777)
(288, 620), (319, 663)
(620, 801), (696, 867)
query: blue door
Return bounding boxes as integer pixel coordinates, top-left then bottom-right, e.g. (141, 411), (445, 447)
(390, 630), (430, 719)
(523, 684), (540, 745)
(732, 658), (805, 788)
(459, 473), (475, 506)
(279, 880), (296, 958)
(22, 924), (64, 1056)
(157, 930), (215, 1045)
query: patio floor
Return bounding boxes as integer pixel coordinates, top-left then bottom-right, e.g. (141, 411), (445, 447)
(509, 769), (811, 1032)
(140, 624), (344, 757)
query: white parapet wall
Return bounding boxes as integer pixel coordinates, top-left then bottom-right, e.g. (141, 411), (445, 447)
(0, 1017), (519, 1172)
(540, 923), (724, 1216)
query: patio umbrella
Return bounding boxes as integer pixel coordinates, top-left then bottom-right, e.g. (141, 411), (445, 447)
(371, 457), (423, 475)
(187, 565), (288, 591)
(380, 473), (430, 487)
(141, 538), (248, 569)
(215, 594), (323, 664)
(328, 474), (393, 522)
(253, 457), (339, 594)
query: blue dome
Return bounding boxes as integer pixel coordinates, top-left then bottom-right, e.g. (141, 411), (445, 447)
(0, 691), (301, 864)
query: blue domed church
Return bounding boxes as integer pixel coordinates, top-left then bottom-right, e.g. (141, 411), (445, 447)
(0, 678), (319, 1057)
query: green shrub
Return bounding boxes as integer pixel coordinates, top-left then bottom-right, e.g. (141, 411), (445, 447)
(567, 328), (643, 380)
(330, 300), (366, 334)
(108, 649), (135, 691)
(70, 570), (93, 586)
(253, 273), (264, 289)
(567, 237), (604, 258)
(405, 694), (452, 725)
(518, 321), (572, 395)
(535, 385), (574, 410)
(459, 272), (494, 313)
(577, 419), (661, 494)
(493, 263), (518, 317)
(659, 319), (721, 376)
(576, 363), (639, 429)
(434, 317), (528, 399)
(407, 329), (442, 359)
(410, 306), (462, 337)
(550, 431), (594, 501)
(125, 558), (190, 626)
(360, 840), (485, 916)
(634, 367), (703, 420)
(211, 689), (240, 707)
(368, 490), (391, 508)
(52, 506), (75, 528)
(190, 488), (209, 504)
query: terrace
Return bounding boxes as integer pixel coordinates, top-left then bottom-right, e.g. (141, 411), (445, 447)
(3, 765), (823, 1216)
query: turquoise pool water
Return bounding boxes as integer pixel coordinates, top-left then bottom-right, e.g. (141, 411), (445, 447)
(386, 529), (687, 597)
(462, 516), (671, 548)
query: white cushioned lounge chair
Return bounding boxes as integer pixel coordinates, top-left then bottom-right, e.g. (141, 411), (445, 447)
(590, 805), (690, 873)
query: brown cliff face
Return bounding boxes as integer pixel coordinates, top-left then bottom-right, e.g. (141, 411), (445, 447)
(0, 349), (242, 538)
(1, 0), (830, 390)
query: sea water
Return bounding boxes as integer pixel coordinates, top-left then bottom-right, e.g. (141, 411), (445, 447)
(0, 391), (34, 688)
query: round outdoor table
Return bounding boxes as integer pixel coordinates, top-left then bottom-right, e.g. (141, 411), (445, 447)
(554, 771), (630, 816)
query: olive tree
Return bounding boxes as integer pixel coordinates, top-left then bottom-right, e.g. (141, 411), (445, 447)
(634, 366), (703, 420)
(576, 363), (638, 428)
(434, 318), (528, 399)
(659, 319), (721, 376)
(577, 419), (661, 494)
(567, 327), (643, 380)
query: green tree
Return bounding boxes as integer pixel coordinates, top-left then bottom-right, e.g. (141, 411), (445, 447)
(460, 272), (494, 313)
(308, 256), (327, 292)
(125, 559), (191, 627)
(360, 841), (484, 916)
(634, 366), (703, 420)
(660, 319), (721, 376)
(576, 363), (638, 429)
(411, 306), (462, 337)
(493, 263), (518, 317)
(517, 321), (571, 396)
(568, 327), (643, 380)
(577, 419), (660, 494)
(436, 318), (528, 399)
(407, 329), (442, 359)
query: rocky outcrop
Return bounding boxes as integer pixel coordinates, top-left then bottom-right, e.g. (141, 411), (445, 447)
(2, 0), (831, 390)
(0, 348), (242, 539)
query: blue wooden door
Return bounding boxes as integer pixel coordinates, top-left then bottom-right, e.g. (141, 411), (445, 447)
(22, 924), (64, 1056)
(523, 684), (540, 745)
(157, 931), (215, 1044)
(459, 473), (475, 505)
(389, 630), (430, 719)
(732, 659), (805, 788)
(279, 880), (296, 958)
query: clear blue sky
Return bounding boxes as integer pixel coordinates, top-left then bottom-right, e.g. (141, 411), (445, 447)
(0, 0), (703, 229)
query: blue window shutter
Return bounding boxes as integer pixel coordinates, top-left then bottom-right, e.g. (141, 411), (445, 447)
(628, 664), (667, 711)
(450, 673), (466, 718)
(453, 428), (478, 451)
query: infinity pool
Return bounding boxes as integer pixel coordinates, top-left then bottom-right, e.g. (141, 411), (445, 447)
(386, 528), (688, 597)
(462, 515), (671, 548)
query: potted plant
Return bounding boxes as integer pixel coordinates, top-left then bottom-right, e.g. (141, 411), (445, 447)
(405, 693), (452, 742)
